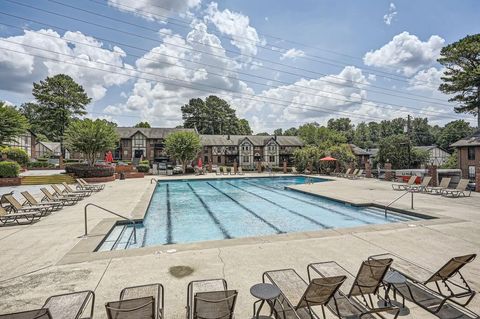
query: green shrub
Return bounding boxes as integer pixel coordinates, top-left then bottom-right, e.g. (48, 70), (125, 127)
(140, 160), (150, 165)
(36, 158), (48, 162)
(136, 164), (150, 173)
(1, 147), (29, 166)
(64, 159), (82, 163)
(0, 161), (21, 177)
(65, 164), (114, 178)
(26, 162), (55, 168)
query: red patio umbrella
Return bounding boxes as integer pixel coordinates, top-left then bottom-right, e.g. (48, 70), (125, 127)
(320, 156), (336, 161)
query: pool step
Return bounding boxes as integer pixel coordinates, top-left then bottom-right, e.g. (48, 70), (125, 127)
(97, 224), (145, 251)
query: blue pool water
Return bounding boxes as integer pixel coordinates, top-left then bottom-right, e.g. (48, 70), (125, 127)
(98, 177), (419, 251)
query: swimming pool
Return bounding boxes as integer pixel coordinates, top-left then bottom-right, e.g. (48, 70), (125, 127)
(98, 176), (420, 251)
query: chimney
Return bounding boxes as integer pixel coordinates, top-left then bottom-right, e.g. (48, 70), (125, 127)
(274, 134), (277, 141)
(227, 134), (230, 140)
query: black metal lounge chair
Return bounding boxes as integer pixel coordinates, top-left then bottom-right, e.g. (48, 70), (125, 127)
(307, 258), (399, 319)
(40, 188), (78, 206)
(105, 283), (164, 319)
(186, 279), (237, 319)
(21, 191), (63, 211)
(369, 253), (477, 315)
(392, 176), (416, 191)
(3, 194), (51, 216)
(0, 308), (52, 319)
(0, 205), (42, 226)
(263, 268), (347, 319)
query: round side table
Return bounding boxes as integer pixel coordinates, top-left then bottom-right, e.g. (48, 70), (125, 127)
(250, 283), (281, 319)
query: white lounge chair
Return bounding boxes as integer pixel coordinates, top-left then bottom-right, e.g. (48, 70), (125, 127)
(442, 179), (471, 198)
(392, 175), (416, 191)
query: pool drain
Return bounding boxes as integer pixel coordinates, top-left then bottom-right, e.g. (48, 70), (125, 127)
(169, 266), (194, 278)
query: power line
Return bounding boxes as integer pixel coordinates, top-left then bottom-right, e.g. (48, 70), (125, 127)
(4, 0), (450, 104)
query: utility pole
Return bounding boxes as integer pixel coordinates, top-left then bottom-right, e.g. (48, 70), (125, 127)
(407, 114), (412, 168)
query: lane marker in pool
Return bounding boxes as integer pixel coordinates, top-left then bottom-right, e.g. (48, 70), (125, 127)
(243, 181), (375, 225)
(225, 182), (331, 229)
(166, 184), (173, 244)
(186, 183), (232, 239)
(205, 182), (285, 234)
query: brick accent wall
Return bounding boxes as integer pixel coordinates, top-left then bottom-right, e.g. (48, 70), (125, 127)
(476, 166), (480, 193)
(384, 162), (393, 181)
(365, 162), (372, 178)
(427, 165), (438, 187)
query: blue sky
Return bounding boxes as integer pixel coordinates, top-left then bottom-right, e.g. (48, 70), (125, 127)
(0, 0), (479, 132)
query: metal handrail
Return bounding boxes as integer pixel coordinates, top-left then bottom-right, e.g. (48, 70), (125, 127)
(384, 189), (414, 217)
(83, 203), (136, 244)
(150, 178), (158, 184)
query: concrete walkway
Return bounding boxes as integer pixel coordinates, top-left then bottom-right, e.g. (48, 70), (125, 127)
(0, 174), (479, 318)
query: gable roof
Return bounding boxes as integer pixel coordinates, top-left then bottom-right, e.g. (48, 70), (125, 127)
(199, 134), (303, 147)
(451, 130), (480, 147)
(38, 141), (61, 152)
(349, 144), (371, 156)
(116, 127), (195, 139)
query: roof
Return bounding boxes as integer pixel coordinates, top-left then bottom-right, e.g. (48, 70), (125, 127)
(451, 130), (480, 147)
(38, 141), (61, 152)
(413, 145), (449, 153)
(199, 134), (303, 147)
(349, 144), (371, 156)
(116, 127), (195, 139)
(367, 148), (379, 157)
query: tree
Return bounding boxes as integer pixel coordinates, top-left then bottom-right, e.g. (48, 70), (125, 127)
(64, 119), (118, 166)
(273, 128), (283, 136)
(283, 127), (298, 136)
(353, 122), (373, 149)
(297, 123), (346, 148)
(165, 131), (201, 174)
(237, 119), (252, 135)
(327, 118), (355, 142)
(438, 34), (480, 127)
(0, 102), (29, 146)
(293, 146), (325, 173)
(377, 134), (429, 169)
(436, 120), (473, 151)
(134, 121), (151, 128)
(327, 144), (356, 169)
(32, 74), (91, 157)
(441, 150), (458, 169)
(255, 132), (269, 136)
(411, 118), (435, 146)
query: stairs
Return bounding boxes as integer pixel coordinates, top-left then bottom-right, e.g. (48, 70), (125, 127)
(21, 174), (76, 185)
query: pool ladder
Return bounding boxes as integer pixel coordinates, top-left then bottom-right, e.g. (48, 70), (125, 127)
(384, 189), (414, 217)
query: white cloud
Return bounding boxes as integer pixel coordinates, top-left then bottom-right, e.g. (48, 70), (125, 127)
(280, 48), (306, 60)
(363, 32), (444, 76)
(107, 0), (201, 21)
(0, 29), (134, 101)
(204, 2), (261, 60)
(408, 67), (444, 91)
(383, 3), (397, 25)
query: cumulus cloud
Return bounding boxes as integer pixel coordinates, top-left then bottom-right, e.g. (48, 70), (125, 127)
(0, 29), (134, 101)
(107, 0), (201, 21)
(363, 32), (444, 76)
(204, 2), (261, 60)
(408, 67), (444, 91)
(280, 48), (306, 60)
(383, 3), (397, 25)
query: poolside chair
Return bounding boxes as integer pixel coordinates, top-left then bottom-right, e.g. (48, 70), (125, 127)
(105, 283), (164, 319)
(291, 167), (298, 174)
(222, 166), (229, 175)
(237, 166), (244, 175)
(51, 185), (85, 200)
(61, 183), (92, 197)
(370, 254), (477, 315)
(77, 178), (105, 191)
(22, 191), (63, 211)
(0, 308), (52, 319)
(425, 177), (451, 195)
(263, 269), (346, 319)
(343, 169), (357, 179)
(307, 258), (399, 318)
(42, 290), (95, 319)
(186, 279), (237, 319)
(408, 176), (432, 192)
(0, 205), (42, 226)
(332, 169), (346, 177)
(41, 188), (78, 206)
(215, 167), (221, 175)
(3, 194), (51, 216)
(441, 179), (472, 198)
(347, 169), (363, 180)
(336, 168), (351, 178)
(391, 175), (416, 191)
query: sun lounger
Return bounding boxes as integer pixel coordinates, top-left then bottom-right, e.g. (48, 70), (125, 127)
(43, 290), (95, 319)
(41, 188), (78, 206)
(343, 169), (357, 179)
(392, 175), (416, 191)
(237, 166), (244, 175)
(0, 308), (52, 319)
(59, 183), (92, 197)
(307, 258), (398, 318)
(332, 169), (346, 177)
(186, 279), (237, 319)
(77, 178), (104, 191)
(347, 169), (363, 179)
(215, 167), (221, 175)
(441, 179), (472, 198)
(425, 177), (451, 195)
(369, 253), (477, 315)
(3, 194), (51, 216)
(105, 283), (164, 319)
(0, 205), (42, 225)
(222, 167), (229, 175)
(22, 191), (63, 211)
(291, 167), (298, 174)
(408, 176), (432, 192)
(51, 185), (85, 200)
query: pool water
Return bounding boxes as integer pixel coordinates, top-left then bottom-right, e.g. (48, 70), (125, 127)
(98, 176), (419, 251)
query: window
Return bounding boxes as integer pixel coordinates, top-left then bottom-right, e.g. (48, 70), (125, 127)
(217, 156), (221, 162)
(467, 147), (475, 160)
(243, 156), (249, 163)
(468, 166), (475, 179)
(269, 156), (275, 162)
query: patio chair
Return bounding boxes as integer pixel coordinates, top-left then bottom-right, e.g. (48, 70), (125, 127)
(343, 169), (357, 179)
(0, 205), (42, 226)
(237, 166), (244, 175)
(105, 283), (164, 319)
(41, 188), (78, 206)
(222, 167), (229, 175)
(186, 279), (237, 319)
(215, 167), (221, 175)
(307, 258), (398, 318)
(263, 268), (346, 319)
(369, 253), (477, 315)
(347, 169), (363, 180)
(391, 175), (416, 191)
(60, 183), (92, 197)
(0, 308), (52, 319)
(291, 167), (298, 174)
(425, 177), (451, 195)
(21, 191), (63, 211)
(77, 178), (104, 191)
(3, 194), (51, 216)
(332, 169), (346, 177)
(408, 176), (432, 192)
(51, 185), (85, 200)
(441, 179), (472, 198)
(42, 290), (95, 319)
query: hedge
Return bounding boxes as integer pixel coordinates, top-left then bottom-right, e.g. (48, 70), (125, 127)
(65, 164), (115, 178)
(140, 160), (150, 165)
(136, 164), (150, 173)
(26, 162), (55, 168)
(0, 147), (29, 166)
(0, 161), (21, 178)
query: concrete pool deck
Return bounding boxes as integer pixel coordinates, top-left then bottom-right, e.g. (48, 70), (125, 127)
(0, 173), (479, 318)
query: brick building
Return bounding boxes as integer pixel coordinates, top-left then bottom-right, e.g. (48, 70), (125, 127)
(451, 130), (480, 181)
(4, 130), (36, 158)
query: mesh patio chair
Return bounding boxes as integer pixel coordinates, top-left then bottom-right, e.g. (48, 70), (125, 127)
(425, 177), (451, 195)
(186, 279), (237, 319)
(43, 290), (95, 319)
(0, 205), (42, 225)
(105, 296), (155, 319)
(50, 185), (84, 201)
(441, 179), (472, 198)
(77, 179), (104, 191)
(21, 191), (63, 210)
(391, 176), (416, 191)
(120, 284), (164, 319)
(408, 176), (432, 192)
(369, 253), (477, 315)
(61, 183), (93, 196)
(263, 268), (346, 319)
(40, 188), (78, 206)
(0, 308), (52, 319)
(3, 194), (51, 216)
(343, 169), (358, 179)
